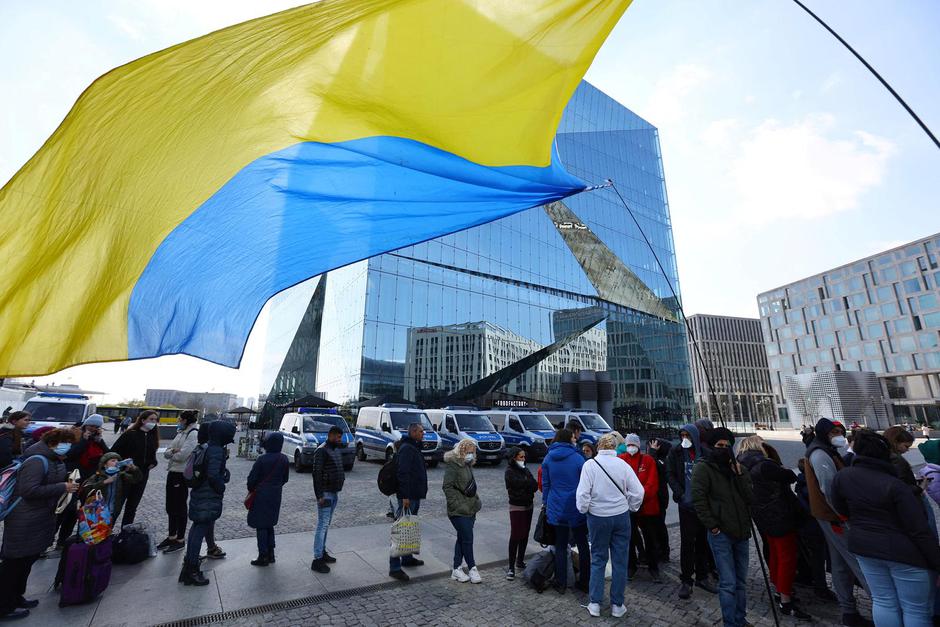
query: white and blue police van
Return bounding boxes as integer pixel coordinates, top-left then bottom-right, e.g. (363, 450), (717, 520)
(542, 409), (613, 446)
(354, 404), (442, 467)
(425, 407), (506, 466)
(486, 409), (555, 461)
(278, 409), (355, 473)
(22, 393), (97, 432)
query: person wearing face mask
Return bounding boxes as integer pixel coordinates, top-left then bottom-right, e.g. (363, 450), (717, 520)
(158, 410), (200, 554)
(691, 428), (753, 627)
(619, 433), (662, 583)
(54, 414), (111, 551)
(79, 452), (143, 527)
(805, 418), (873, 627)
(666, 424), (718, 600)
(504, 446), (538, 580)
(443, 438), (483, 584)
(0, 428), (78, 621)
(0, 411), (31, 468)
(111, 410), (160, 527)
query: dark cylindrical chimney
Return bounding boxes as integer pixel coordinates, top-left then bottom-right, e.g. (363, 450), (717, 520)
(561, 372), (579, 410)
(578, 369), (598, 412)
(596, 371), (613, 423)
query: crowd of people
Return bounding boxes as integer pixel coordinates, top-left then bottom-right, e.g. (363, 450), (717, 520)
(0, 408), (938, 626)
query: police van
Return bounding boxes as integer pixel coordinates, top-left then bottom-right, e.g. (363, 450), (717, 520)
(486, 409), (555, 461)
(354, 404), (442, 467)
(22, 393), (97, 432)
(425, 407), (506, 465)
(542, 409), (613, 445)
(278, 410), (355, 473)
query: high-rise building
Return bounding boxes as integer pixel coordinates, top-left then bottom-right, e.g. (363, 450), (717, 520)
(758, 233), (940, 427)
(686, 314), (775, 430)
(265, 81), (693, 425)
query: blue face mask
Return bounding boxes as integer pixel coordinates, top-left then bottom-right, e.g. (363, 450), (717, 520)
(53, 443), (72, 456)
(104, 466), (119, 475)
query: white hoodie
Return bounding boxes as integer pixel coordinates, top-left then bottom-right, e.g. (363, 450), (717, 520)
(576, 450), (644, 517)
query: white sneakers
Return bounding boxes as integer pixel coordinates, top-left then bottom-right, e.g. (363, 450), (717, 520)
(612, 604), (627, 618)
(467, 566), (482, 584)
(583, 603), (626, 619)
(451, 567), (470, 583)
(585, 603), (601, 617)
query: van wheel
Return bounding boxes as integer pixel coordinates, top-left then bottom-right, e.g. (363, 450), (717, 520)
(356, 443), (366, 462)
(385, 448), (394, 463)
(294, 452), (305, 473)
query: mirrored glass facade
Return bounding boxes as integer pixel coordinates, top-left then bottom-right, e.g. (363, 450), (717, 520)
(270, 82), (693, 428)
(758, 232), (940, 427)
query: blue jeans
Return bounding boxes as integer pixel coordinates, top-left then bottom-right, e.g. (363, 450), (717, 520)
(256, 527), (275, 556)
(389, 498), (421, 572)
(313, 492), (338, 559)
(185, 522), (208, 566)
(553, 523), (589, 588)
(449, 515), (476, 569)
(587, 511), (631, 606)
(854, 554), (935, 627)
(707, 532), (749, 627)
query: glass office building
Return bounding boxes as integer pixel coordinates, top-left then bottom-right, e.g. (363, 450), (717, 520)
(267, 82), (693, 428)
(758, 232), (940, 427)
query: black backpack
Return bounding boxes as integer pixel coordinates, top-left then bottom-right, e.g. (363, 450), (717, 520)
(112, 528), (150, 565)
(377, 455), (398, 496)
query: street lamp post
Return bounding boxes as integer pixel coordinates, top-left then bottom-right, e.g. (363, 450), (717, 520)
(825, 393), (836, 421)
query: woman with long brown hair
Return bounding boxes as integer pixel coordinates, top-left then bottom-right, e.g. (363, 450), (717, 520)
(111, 409), (160, 526)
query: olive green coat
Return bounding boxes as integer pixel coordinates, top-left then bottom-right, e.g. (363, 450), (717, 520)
(442, 449), (482, 517)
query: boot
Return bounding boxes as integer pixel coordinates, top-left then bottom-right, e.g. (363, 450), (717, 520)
(178, 562), (210, 586)
(250, 555), (269, 567)
(267, 549), (275, 563)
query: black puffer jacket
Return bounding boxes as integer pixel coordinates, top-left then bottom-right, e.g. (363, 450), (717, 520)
(738, 449), (800, 537)
(312, 441), (345, 498)
(505, 460), (538, 507)
(188, 421), (235, 524)
(395, 436), (428, 501)
(831, 456), (940, 572)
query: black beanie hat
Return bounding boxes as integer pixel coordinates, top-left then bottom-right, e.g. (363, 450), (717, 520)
(708, 427), (735, 447)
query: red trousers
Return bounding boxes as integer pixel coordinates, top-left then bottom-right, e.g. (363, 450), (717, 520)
(766, 532), (798, 596)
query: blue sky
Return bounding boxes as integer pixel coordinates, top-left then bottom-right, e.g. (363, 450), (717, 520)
(1, 0), (937, 401)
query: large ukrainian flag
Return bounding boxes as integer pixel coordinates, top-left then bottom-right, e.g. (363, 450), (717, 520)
(0, 0), (631, 376)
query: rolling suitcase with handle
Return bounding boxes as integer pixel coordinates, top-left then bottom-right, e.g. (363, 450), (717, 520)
(56, 535), (112, 606)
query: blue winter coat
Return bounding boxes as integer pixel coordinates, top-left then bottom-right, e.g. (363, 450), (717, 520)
(188, 421), (235, 524)
(541, 442), (586, 527)
(247, 432), (289, 529)
(396, 437), (428, 501)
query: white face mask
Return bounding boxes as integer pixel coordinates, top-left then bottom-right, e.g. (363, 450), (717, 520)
(141, 422), (156, 432)
(515, 460), (525, 469)
(626, 445), (639, 455)
(464, 453), (475, 463)
(681, 438), (693, 449)
(830, 435), (847, 448)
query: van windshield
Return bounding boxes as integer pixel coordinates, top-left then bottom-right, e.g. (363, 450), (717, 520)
(302, 415), (349, 433)
(22, 401), (84, 423)
(572, 413), (610, 430)
(518, 414), (553, 431)
(455, 413), (494, 432)
(390, 412), (433, 430)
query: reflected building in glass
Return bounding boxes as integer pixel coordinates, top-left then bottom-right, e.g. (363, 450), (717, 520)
(266, 81), (693, 428)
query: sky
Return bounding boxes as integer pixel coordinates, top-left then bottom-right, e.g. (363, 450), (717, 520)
(1, 0), (938, 403)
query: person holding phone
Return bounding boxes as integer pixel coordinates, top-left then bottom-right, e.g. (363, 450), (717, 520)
(79, 453), (143, 527)
(310, 426), (345, 573)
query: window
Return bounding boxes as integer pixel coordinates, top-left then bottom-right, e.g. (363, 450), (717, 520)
(840, 328), (859, 343)
(901, 261), (916, 276)
(867, 324), (884, 338)
(881, 267), (898, 282)
(926, 352), (940, 369)
(880, 302), (898, 318)
(904, 278), (922, 294)
(924, 312), (940, 329)
(863, 307), (880, 321)
(848, 345), (862, 359)
(894, 355), (912, 371)
(876, 286), (894, 301)
(867, 359), (884, 373)
(863, 342), (880, 357)
(508, 417), (522, 432)
(894, 318), (914, 333)
(898, 336), (917, 352)
(919, 333), (939, 349)
(919, 294), (938, 310)
(781, 340), (796, 353)
(821, 333), (836, 347)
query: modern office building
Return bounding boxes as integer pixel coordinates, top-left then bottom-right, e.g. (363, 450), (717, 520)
(758, 233), (940, 427)
(265, 81), (693, 426)
(144, 388), (238, 414)
(783, 371), (888, 428)
(686, 314), (775, 430)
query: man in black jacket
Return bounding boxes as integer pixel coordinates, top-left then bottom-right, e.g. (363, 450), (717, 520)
(311, 427), (345, 573)
(389, 423), (428, 581)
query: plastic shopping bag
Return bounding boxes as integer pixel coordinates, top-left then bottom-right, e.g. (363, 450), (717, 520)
(390, 513), (421, 557)
(77, 490), (112, 545)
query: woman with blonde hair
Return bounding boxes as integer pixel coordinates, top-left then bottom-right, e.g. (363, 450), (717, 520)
(737, 435), (811, 619)
(443, 438), (482, 584)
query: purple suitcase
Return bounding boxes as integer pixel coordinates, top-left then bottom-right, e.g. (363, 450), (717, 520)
(58, 536), (112, 606)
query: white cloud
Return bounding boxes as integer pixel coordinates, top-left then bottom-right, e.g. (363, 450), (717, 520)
(700, 118), (739, 148)
(729, 114), (895, 225)
(821, 72), (842, 93)
(643, 63), (712, 128)
(107, 14), (144, 40)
